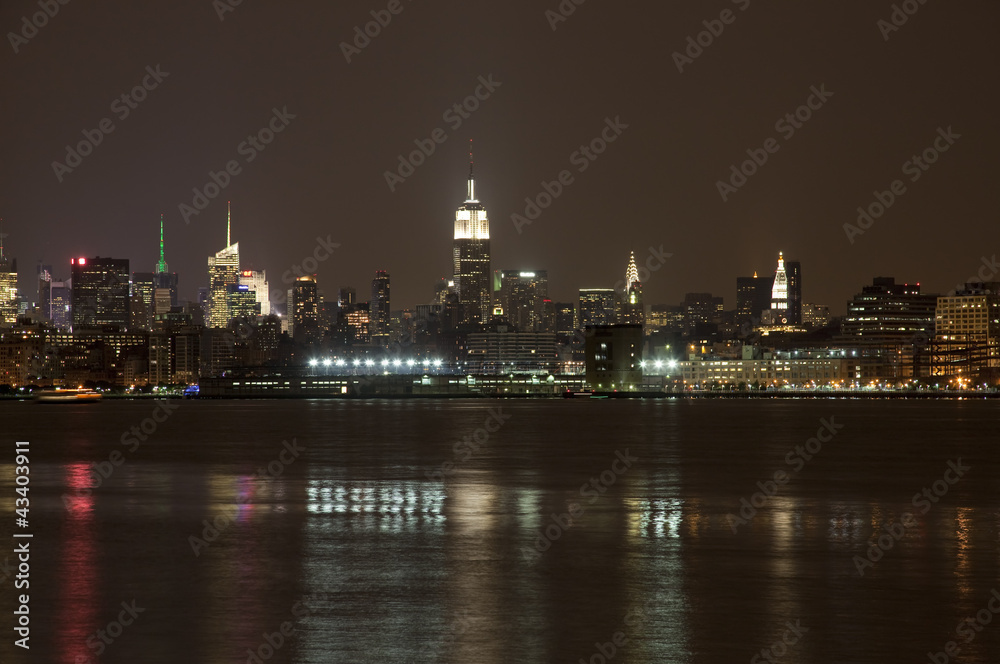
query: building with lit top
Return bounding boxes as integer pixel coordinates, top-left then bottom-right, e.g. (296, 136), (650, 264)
(497, 270), (548, 332)
(453, 146), (491, 326)
(291, 275), (320, 343)
(0, 243), (17, 325)
(239, 269), (270, 316)
(207, 204), (239, 328)
(618, 252), (644, 326)
(71, 256), (130, 331)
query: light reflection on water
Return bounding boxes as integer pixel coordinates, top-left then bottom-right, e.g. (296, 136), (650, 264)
(0, 399), (998, 663)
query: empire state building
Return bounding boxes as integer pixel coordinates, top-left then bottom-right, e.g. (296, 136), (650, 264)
(453, 146), (491, 325)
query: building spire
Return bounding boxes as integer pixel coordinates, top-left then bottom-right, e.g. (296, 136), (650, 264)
(227, 201), (232, 248)
(0, 217), (4, 260)
(625, 251), (639, 291)
(156, 213), (168, 273)
(466, 140), (476, 202)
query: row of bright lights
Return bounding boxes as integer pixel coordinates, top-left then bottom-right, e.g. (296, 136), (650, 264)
(640, 360), (679, 370)
(309, 358), (442, 369)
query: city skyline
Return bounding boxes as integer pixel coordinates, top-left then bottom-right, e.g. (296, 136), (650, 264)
(1, 3), (997, 318)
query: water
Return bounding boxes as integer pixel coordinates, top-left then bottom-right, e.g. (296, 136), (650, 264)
(0, 398), (998, 663)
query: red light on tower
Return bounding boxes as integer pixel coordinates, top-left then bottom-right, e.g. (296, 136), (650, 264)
(71, 259), (75, 265)
(79, 258), (86, 265)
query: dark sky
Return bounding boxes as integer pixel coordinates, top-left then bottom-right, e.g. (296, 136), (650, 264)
(2, 0), (998, 314)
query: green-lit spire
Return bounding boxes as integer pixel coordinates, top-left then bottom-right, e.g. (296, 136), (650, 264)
(156, 213), (168, 273)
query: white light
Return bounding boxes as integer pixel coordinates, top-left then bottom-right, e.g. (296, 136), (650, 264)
(392, 359), (402, 367)
(308, 359), (318, 367)
(433, 359), (442, 368)
(353, 359), (361, 367)
(406, 359), (415, 367)
(336, 358), (346, 366)
(668, 360), (678, 369)
(655, 360), (663, 369)
(365, 359), (374, 367)
(381, 359), (389, 367)
(322, 358), (332, 367)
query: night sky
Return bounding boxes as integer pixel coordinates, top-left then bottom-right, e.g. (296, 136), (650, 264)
(2, 0), (998, 314)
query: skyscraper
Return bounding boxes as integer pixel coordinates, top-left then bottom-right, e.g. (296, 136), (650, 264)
(154, 213), (179, 308)
(371, 270), (391, 346)
(497, 270), (548, 331)
(207, 203), (240, 328)
(0, 239), (18, 325)
(239, 269), (270, 316)
(579, 289), (617, 328)
(785, 259), (802, 325)
(619, 252), (644, 326)
(736, 272), (772, 325)
(291, 275), (320, 343)
(71, 256), (130, 330)
(453, 144), (491, 326)
(763, 251), (790, 325)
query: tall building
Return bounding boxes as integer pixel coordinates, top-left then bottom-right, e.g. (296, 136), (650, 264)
(767, 251), (789, 324)
(50, 279), (72, 329)
(371, 270), (391, 346)
(682, 292), (724, 331)
(579, 289), (617, 328)
(618, 252), (644, 326)
(36, 263), (52, 321)
(154, 214), (179, 307)
(0, 242), (17, 325)
(207, 203), (240, 328)
(932, 283), (1000, 382)
(840, 277), (938, 382)
(497, 270), (548, 331)
(736, 273), (772, 325)
(291, 276), (320, 343)
(239, 269), (270, 316)
(71, 256), (130, 330)
(453, 145), (491, 326)
(785, 259), (802, 325)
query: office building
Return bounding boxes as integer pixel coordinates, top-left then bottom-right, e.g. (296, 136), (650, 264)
(71, 256), (130, 330)
(291, 276), (320, 343)
(207, 204), (240, 328)
(736, 273), (772, 325)
(584, 324), (643, 390)
(619, 252), (644, 326)
(579, 289), (617, 328)
(933, 283), (1000, 382)
(497, 270), (548, 332)
(371, 270), (391, 346)
(239, 269), (271, 316)
(453, 148), (491, 325)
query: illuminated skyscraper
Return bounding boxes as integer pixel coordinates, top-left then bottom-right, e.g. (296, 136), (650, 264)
(239, 269), (270, 316)
(370, 270), (390, 346)
(71, 256), (130, 330)
(497, 270), (548, 331)
(291, 275), (320, 343)
(762, 251), (790, 325)
(0, 235), (17, 325)
(579, 289), (617, 328)
(207, 203), (240, 328)
(619, 251), (644, 326)
(453, 143), (491, 325)
(785, 259), (802, 325)
(154, 213), (179, 307)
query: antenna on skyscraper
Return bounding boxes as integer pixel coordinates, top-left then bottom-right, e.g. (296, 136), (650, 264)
(227, 201), (231, 248)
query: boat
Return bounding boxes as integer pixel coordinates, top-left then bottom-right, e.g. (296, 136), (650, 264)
(35, 388), (103, 403)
